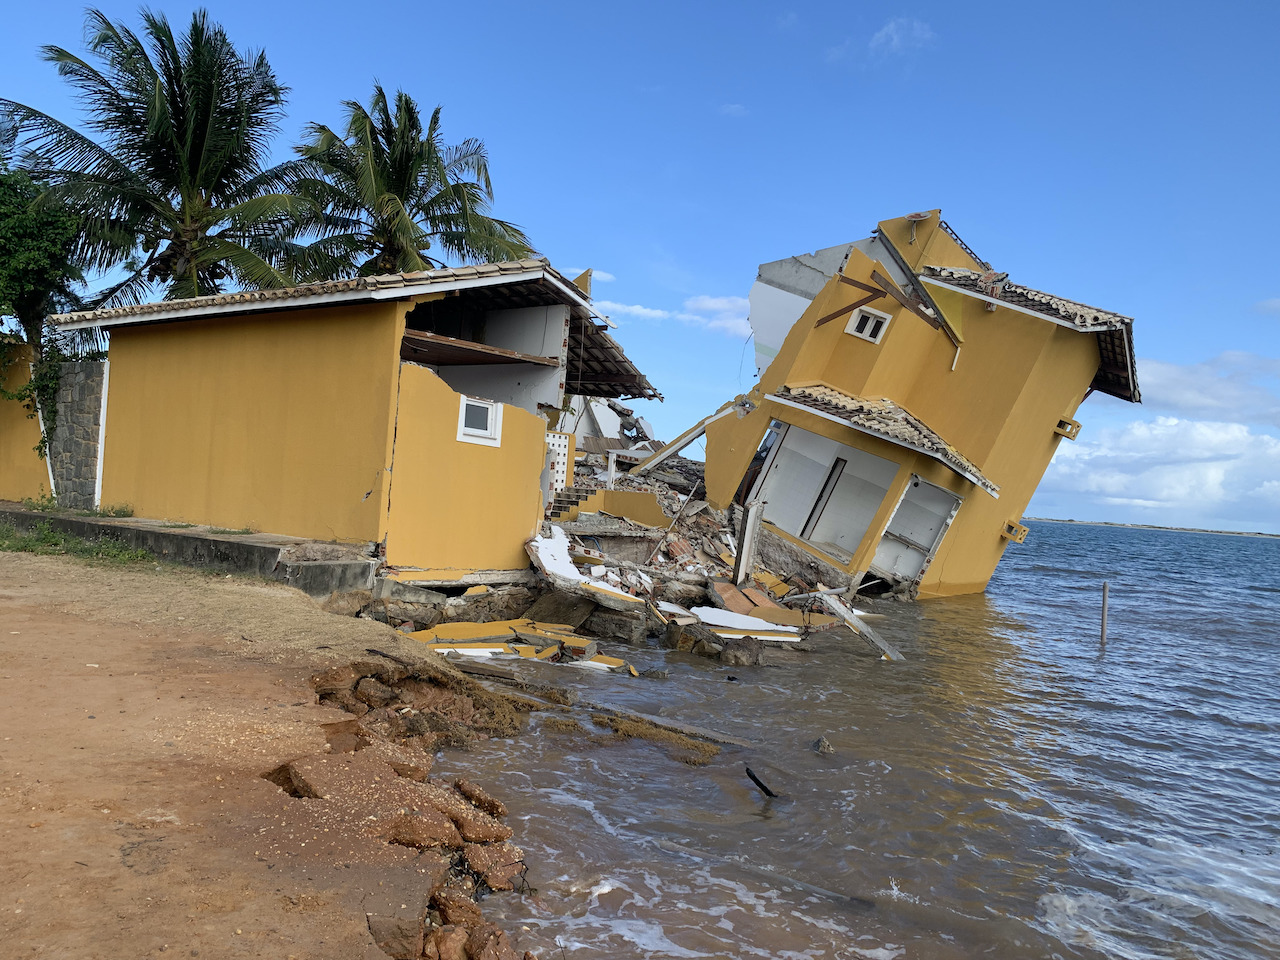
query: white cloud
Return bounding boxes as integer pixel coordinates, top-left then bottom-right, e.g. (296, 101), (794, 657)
(869, 17), (935, 55)
(719, 103), (748, 117)
(594, 299), (669, 320)
(677, 295), (752, 338)
(592, 294), (752, 338)
(1139, 352), (1280, 427)
(1038, 415), (1280, 529)
(1254, 298), (1280, 314)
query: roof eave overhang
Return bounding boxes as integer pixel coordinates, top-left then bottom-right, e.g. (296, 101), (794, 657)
(766, 393), (999, 498)
(918, 275), (1129, 333)
(55, 267), (596, 332)
(919, 275), (1141, 403)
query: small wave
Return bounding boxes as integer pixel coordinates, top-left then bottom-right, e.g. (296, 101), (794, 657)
(850, 941), (905, 960)
(876, 878), (920, 904)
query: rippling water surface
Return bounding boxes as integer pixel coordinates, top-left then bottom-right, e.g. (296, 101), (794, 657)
(436, 522), (1280, 959)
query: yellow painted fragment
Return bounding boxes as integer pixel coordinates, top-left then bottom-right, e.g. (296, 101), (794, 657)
(755, 572), (789, 597)
(582, 582), (646, 607)
(534, 646), (561, 660)
(748, 608), (840, 629)
(511, 644), (539, 658)
(409, 619), (532, 642)
(511, 625), (582, 645)
(463, 585), (491, 596)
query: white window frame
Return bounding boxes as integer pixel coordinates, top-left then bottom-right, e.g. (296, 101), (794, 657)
(845, 305), (893, 344)
(457, 396), (502, 447)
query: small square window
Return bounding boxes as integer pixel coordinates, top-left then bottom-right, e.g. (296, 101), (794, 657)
(457, 396), (502, 446)
(845, 306), (893, 344)
(463, 401), (490, 433)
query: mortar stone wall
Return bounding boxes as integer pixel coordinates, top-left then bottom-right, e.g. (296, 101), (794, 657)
(49, 361), (105, 510)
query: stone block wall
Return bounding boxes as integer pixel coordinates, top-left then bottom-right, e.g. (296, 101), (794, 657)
(49, 361), (106, 510)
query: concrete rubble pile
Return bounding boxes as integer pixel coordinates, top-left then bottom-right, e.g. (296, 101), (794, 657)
(333, 452), (895, 677)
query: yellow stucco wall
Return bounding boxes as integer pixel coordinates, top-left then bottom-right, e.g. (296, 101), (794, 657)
(99, 303), (405, 541)
(385, 363), (546, 574)
(567, 489), (671, 528)
(698, 223), (1109, 597)
(915, 323), (1100, 598)
(0, 349), (52, 501)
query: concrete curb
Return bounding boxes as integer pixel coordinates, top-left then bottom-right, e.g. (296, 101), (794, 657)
(0, 508), (377, 597)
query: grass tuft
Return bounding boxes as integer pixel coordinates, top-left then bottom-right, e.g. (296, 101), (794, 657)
(76, 503), (134, 518)
(0, 521), (153, 564)
(20, 488), (58, 512)
(209, 526), (254, 536)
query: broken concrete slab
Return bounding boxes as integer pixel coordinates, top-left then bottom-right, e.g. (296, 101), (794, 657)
(522, 591), (597, 628)
(526, 526), (648, 613)
(374, 578), (448, 605)
(719, 636), (764, 666)
(580, 607), (649, 645)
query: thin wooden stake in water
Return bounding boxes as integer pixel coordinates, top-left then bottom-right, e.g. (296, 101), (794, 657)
(1101, 581), (1110, 645)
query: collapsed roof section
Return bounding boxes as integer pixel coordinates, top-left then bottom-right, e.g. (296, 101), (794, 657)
(53, 259), (660, 402)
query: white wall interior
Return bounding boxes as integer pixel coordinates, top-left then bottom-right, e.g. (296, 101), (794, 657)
(807, 447), (899, 559)
(759, 425), (898, 557)
(872, 478), (961, 582)
(749, 281), (814, 376)
(432, 305), (569, 417)
(483, 305), (567, 358)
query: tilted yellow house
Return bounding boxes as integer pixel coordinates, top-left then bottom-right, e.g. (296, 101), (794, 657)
(37, 260), (655, 579)
(639, 211), (1139, 599)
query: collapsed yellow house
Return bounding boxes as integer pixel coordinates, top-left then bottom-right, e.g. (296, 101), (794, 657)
(33, 260), (656, 579)
(635, 211), (1140, 599)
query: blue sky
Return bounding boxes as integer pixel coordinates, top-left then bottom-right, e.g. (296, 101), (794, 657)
(4, 1), (1280, 532)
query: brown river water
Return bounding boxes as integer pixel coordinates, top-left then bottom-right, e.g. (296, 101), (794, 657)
(433, 521), (1280, 959)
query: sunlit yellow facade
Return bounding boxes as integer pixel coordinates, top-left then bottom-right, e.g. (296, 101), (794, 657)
(40, 265), (629, 576)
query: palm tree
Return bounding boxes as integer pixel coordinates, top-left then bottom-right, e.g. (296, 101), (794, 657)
(0, 8), (303, 304)
(292, 86), (533, 277)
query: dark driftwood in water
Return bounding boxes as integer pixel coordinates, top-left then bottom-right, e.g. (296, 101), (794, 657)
(745, 765), (778, 798)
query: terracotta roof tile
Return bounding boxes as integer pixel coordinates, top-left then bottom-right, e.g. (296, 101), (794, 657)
(51, 259), (557, 325)
(774, 385), (998, 496)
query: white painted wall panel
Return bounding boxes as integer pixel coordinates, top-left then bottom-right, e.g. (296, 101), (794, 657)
(748, 282), (814, 376)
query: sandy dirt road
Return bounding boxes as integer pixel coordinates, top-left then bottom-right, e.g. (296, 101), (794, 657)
(0, 552), (504, 960)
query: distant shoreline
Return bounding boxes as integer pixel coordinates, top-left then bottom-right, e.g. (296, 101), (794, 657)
(1024, 517), (1280, 540)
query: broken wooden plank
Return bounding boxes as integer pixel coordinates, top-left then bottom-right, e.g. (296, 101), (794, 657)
(732, 499), (764, 586)
(741, 586), (782, 609)
(711, 581), (757, 616)
(818, 594), (905, 661)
